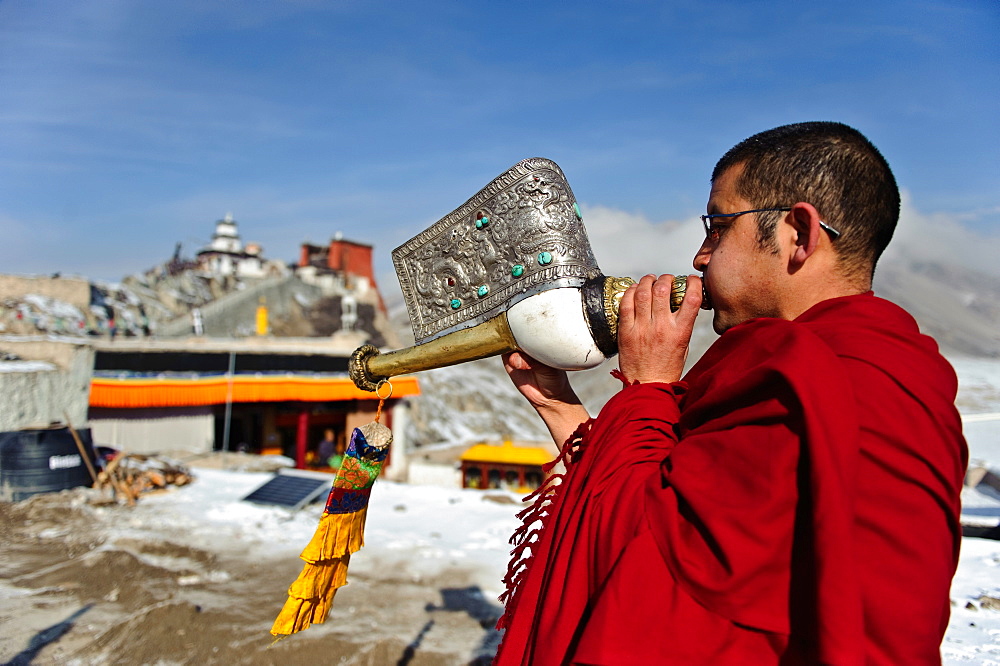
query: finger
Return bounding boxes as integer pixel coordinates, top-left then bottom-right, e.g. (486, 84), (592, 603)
(650, 274), (676, 321)
(631, 274), (656, 323)
(674, 274), (703, 328)
(619, 281), (638, 331)
(518, 351), (551, 372)
(502, 351), (530, 372)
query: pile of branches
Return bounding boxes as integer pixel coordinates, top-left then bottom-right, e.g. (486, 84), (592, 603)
(95, 454), (194, 506)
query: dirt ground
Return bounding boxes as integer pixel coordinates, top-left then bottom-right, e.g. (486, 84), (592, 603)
(0, 472), (502, 665)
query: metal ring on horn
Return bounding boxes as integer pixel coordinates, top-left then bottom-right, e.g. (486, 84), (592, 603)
(375, 380), (394, 401)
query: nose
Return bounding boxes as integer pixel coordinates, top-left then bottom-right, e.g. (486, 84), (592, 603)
(693, 238), (712, 272)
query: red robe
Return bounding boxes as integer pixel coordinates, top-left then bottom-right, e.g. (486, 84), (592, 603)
(494, 293), (968, 665)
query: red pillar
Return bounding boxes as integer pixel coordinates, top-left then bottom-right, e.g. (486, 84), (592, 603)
(295, 408), (310, 469)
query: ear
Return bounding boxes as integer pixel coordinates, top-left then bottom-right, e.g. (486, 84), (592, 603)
(786, 202), (823, 270)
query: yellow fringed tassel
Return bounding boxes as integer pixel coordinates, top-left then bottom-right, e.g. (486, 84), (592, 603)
(270, 508), (368, 636)
(271, 554), (350, 634)
(270, 420), (392, 639)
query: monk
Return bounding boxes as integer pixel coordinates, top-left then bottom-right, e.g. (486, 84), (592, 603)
(496, 122), (968, 665)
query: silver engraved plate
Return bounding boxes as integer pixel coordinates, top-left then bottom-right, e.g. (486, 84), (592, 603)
(394, 157), (602, 344)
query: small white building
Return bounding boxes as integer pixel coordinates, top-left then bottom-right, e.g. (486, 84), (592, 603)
(196, 213), (281, 279)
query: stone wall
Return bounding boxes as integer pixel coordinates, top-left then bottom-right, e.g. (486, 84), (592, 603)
(0, 274), (91, 311)
(155, 274), (321, 337)
(0, 338), (94, 431)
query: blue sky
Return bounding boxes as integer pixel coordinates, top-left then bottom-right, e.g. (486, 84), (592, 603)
(1, 0), (997, 284)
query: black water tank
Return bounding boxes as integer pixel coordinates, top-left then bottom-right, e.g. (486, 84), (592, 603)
(0, 427), (96, 501)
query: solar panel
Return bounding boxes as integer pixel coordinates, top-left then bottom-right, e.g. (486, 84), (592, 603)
(242, 468), (332, 510)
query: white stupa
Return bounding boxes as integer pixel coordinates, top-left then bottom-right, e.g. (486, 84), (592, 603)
(208, 212), (243, 254)
(196, 213), (265, 277)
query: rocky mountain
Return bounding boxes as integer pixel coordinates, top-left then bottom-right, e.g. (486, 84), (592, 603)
(874, 259), (1000, 358)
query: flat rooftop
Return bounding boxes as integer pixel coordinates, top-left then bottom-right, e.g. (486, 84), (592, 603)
(91, 336), (362, 356)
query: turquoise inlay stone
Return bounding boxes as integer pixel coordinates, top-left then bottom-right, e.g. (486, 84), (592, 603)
(511, 264), (525, 277)
(450, 298), (462, 309)
(537, 251), (553, 265)
(573, 202), (582, 220)
(476, 215), (490, 229)
(477, 285), (489, 297)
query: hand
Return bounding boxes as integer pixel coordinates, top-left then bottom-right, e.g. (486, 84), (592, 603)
(502, 351), (589, 445)
(502, 351), (578, 410)
(617, 274), (703, 385)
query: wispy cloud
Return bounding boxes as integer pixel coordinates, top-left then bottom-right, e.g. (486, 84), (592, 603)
(585, 195), (1000, 286)
(884, 192), (1000, 277)
(583, 205), (704, 279)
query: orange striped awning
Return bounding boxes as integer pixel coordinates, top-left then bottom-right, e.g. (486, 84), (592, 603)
(90, 375), (420, 408)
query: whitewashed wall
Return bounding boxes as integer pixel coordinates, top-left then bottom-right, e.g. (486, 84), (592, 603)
(89, 406), (214, 455)
(407, 461), (462, 488)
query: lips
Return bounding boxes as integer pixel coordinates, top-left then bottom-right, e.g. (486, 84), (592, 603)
(700, 287), (713, 310)
(697, 274), (713, 310)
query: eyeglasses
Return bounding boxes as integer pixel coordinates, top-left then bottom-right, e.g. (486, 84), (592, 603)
(700, 207), (842, 242)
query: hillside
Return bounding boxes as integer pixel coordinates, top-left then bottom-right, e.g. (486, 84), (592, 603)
(1, 261), (398, 349)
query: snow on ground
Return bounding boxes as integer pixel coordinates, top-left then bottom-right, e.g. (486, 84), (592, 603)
(0, 360), (57, 373)
(23, 293), (87, 322)
(943, 538), (1000, 664)
(89, 461), (998, 664)
(134, 468), (521, 602)
(0, 464), (524, 664)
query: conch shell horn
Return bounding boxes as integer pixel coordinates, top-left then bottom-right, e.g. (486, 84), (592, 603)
(349, 159), (709, 392)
